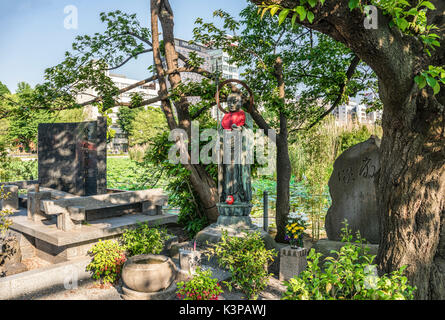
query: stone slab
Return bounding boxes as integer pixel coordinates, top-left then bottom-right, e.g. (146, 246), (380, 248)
(0, 180), (38, 190)
(325, 136), (381, 244)
(10, 208), (178, 247)
(40, 189), (167, 215)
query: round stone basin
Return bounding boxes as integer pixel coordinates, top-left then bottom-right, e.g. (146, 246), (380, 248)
(122, 254), (177, 293)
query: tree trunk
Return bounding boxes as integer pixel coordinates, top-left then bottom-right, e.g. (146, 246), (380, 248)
(275, 129), (291, 242)
(274, 57), (291, 243)
(376, 85), (445, 300)
(151, 0), (219, 223)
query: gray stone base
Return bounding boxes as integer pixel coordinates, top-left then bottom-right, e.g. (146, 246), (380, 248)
(121, 282), (177, 300)
(195, 217), (276, 250)
(10, 208), (178, 264)
(279, 246), (308, 281)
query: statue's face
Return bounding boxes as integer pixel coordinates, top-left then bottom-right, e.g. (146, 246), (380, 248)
(227, 93), (243, 112)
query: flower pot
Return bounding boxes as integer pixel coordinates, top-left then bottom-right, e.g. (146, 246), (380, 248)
(122, 254), (177, 293)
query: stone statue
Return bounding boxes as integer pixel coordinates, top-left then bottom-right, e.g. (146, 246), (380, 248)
(218, 92), (253, 205)
(194, 80), (276, 249)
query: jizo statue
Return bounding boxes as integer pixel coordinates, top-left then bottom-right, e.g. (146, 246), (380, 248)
(216, 80), (255, 213)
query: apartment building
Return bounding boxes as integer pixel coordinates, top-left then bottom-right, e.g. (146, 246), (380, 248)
(332, 101), (382, 125)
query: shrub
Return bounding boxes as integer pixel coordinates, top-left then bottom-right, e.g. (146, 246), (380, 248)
(205, 231), (276, 300)
(0, 186), (13, 237)
(120, 223), (173, 257)
(86, 240), (126, 285)
(281, 224), (416, 300)
(144, 132), (211, 238)
(176, 267), (224, 300)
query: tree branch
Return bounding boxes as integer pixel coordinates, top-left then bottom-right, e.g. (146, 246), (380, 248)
(304, 55), (361, 130)
(106, 49), (153, 71)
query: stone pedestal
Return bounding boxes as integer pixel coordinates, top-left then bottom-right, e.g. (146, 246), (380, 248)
(279, 246), (308, 281)
(179, 249), (202, 274)
(142, 201), (162, 216)
(1, 185), (19, 211)
(27, 191), (52, 222)
(195, 210), (276, 250)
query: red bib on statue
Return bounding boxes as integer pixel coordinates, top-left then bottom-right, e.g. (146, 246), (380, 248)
(221, 110), (246, 130)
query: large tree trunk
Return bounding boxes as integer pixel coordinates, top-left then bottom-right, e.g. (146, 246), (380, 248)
(151, 0), (219, 223)
(275, 129), (291, 242)
(274, 57), (291, 243)
(376, 84), (445, 299)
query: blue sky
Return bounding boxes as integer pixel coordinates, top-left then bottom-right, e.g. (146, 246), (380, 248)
(0, 0), (248, 92)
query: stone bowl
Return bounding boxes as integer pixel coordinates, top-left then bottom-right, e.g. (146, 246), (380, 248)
(122, 254), (177, 293)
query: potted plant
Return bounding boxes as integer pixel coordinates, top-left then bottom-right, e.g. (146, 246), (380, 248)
(285, 212), (308, 249)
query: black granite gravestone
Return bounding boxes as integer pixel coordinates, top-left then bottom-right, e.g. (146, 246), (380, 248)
(38, 117), (107, 196)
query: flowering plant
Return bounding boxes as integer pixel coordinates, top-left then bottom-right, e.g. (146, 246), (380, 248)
(176, 267), (223, 300)
(86, 240), (127, 284)
(285, 212), (308, 248)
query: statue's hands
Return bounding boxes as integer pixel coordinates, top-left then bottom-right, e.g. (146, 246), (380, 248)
(231, 124), (239, 130)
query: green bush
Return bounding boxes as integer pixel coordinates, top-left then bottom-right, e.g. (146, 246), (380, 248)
(86, 240), (126, 285)
(281, 225), (416, 300)
(176, 267), (224, 300)
(144, 132), (211, 238)
(120, 223), (173, 257)
(205, 231), (276, 300)
(0, 186), (13, 237)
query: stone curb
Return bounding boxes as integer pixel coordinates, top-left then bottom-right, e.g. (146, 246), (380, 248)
(0, 257), (91, 300)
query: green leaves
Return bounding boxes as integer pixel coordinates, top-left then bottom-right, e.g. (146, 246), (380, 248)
(307, 11), (315, 23)
(205, 231), (276, 299)
(121, 222), (172, 256)
(176, 268), (224, 300)
(295, 6), (307, 22)
(281, 226), (416, 300)
(278, 9), (290, 25)
(348, 0), (361, 11)
(257, 0), (442, 96)
(86, 240), (126, 285)
(415, 66), (445, 94)
(259, 1), (322, 24)
(419, 1), (435, 10)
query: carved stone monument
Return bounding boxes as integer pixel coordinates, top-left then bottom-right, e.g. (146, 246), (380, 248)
(195, 80), (275, 249)
(324, 136), (381, 244)
(38, 117), (107, 196)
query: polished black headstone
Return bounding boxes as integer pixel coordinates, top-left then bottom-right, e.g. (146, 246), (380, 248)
(37, 117), (107, 196)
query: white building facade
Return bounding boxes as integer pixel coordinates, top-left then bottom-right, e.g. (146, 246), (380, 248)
(76, 72), (161, 153)
(332, 101), (382, 125)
